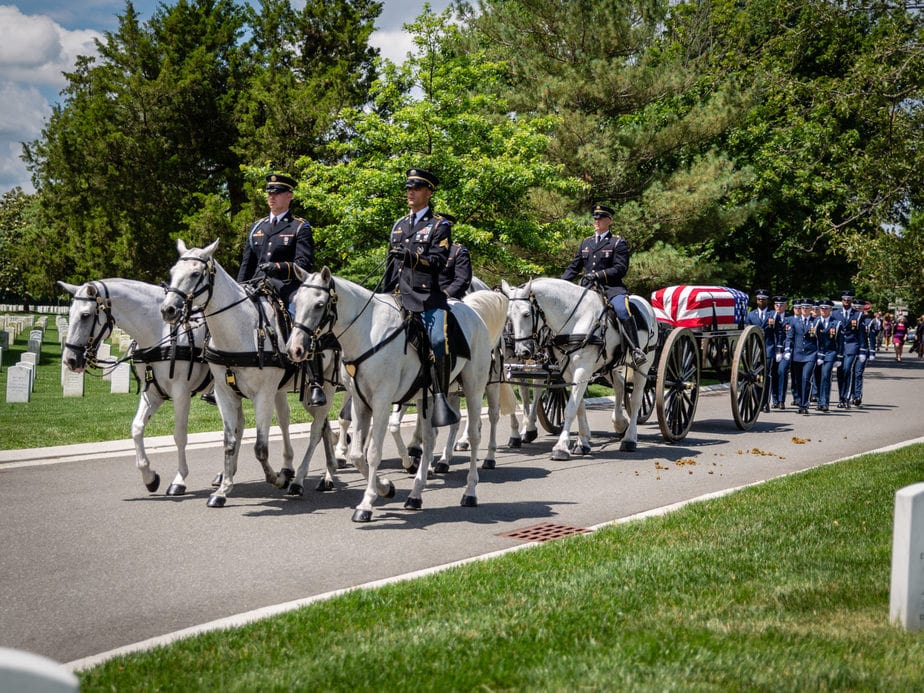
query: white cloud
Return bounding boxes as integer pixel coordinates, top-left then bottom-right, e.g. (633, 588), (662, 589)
(370, 28), (417, 65)
(0, 5), (101, 193)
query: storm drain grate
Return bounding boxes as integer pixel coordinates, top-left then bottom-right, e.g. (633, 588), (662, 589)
(499, 522), (591, 543)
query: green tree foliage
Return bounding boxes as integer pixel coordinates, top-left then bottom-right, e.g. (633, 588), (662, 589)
(287, 6), (585, 286)
(0, 189), (46, 306)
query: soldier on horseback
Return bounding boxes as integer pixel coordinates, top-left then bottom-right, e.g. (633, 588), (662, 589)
(561, 203), (647, 368)
(383, 168), (459, 426)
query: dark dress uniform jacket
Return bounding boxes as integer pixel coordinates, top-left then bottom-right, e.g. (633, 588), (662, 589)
(832, 307), (865, 356)
(784, 316), (818, 362)
(238, 212), (314, 305)
(383, 209), (451, 313)
(440, 243), (472, 300)
(560, 232), (629, 299)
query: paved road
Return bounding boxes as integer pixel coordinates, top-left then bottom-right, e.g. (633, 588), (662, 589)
(2, 355), (923, 668)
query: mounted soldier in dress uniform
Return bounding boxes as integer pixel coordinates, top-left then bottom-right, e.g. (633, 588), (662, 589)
(439, 216), (473, 300)
(560, 203), (646, 368)
(383, 168), (459, 427)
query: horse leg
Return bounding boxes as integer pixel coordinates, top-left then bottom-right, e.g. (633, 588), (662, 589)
(353, 405), (395, 522)
(572, 399), (592, 456)
(521, 384), (539, 443)
(618, 368), (643, 452)
(131, 390), (163, 493)
(551, 370), (590, 461)
(480, 381), (500, 469)
(434, 394), (462, 474)
(272, 390), (294, 490)
(405, 402), (437, 510)
(167, 390), (192, 495)
(288, 395), (334, 497)
(460, 385), (482, 506)
(388, 404), (414, 473)
(209, 389), (243, 508)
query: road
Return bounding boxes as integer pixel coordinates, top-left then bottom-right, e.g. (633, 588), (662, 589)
(1, 355), (922, 669)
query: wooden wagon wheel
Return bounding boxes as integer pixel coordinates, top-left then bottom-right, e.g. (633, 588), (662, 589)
(536, 385), (567, 435)
(656, 327), (700, 442)
(730, 325), (767, 430)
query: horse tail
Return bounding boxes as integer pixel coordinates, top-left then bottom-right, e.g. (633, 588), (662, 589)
(498, 382), (517, 416)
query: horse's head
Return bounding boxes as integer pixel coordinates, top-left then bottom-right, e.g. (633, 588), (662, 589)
(58, 280), (112, 372)
(160, 239), (219, 324)
(501, 279), (537, 360)
(287, 265), (336, 363)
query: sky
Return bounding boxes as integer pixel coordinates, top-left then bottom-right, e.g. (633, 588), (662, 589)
(0, 0), (451, 195)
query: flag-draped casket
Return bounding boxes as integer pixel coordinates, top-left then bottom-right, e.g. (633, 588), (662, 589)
(651, 286), (749, 330)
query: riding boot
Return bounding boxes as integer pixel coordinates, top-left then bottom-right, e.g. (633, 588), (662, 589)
(430, 355), (460, 427)
(306, 356), (327, 407)
(200, 382), (217, 405)
(619, 316), (647, 368)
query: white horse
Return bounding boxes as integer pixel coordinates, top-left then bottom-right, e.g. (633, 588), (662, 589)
(286, 266), (502, 522)
(501, 278), (657, 460)
(59, 278), (212, 495)
(389, 282), (517, 474)
(159, 239), (339, 507)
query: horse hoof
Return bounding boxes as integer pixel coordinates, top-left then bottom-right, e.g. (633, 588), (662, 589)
(287, 483), (304, 497)
(336, 458), (348, 470)
(276, 468), (294, 489)
(352, 509), (373, 522)
(165, 483), (186, 496)
(507, 436), (522, 448)
(211, 473), (222, 487)
(620, 440), (638, 452)
(453, 441), (470, 452)
(207, 494), (226, 508)
(145, 473), (161, 493)
(408, 446), (422, 459)
(460, 494), (478, 507)
(577, 444), (591, 456)
(404, 496), (422, 510)
(384, 480), (396, 499)
(523, 430), (538, 443)
(550, 449), (571, 461)
(404, 462), (419, 475)
(315, 479), (334, 492)
(434, 461), (450, 474)
(481, 459), (496, 470)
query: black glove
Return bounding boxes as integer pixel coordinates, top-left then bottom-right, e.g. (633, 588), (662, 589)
(387, 247), (404, 261)
(579, 273), (597, 288)
(258, 262), (285, 278)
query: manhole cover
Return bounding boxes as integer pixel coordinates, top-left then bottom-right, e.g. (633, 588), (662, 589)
(499, 522), (590, 543)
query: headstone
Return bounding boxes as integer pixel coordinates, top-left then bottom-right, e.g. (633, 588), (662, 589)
(0, 330), (8, 350)
(890, 483), (924, 631)
(27, 337), (41, 354)
(97, 343), (112, 380)
(0, 647), (79, 692)
(110, 362), (132, 394)
(6, 365), (31, 403)
(21, 352), (38, 367)
(18, 361), (35, 392)
(62, 366), (84, 397)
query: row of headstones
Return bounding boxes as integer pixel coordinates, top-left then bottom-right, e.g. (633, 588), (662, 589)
(4, 316), (135, 403)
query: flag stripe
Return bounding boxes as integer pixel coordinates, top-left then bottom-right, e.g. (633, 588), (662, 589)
(651, 286), (749, 329)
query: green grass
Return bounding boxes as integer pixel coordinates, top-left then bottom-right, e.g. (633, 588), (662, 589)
(77, 445), (924, 690)
(0, 315), (344, 449)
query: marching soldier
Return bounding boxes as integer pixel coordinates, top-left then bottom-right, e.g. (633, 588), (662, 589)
(783, 298), (818, 415)
(832, 289), (864, 408)
(770, 295), (789, 409)
(746, 289), (774, 412)
(561, 203), (646, 368)
(851, 297), (873, 406)
(812, 299), (840, 412)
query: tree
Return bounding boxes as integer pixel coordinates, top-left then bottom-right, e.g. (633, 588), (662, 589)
(282, 6), (585, 286)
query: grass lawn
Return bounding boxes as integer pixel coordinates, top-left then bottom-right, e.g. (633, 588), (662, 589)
(77, 444), (924, 691)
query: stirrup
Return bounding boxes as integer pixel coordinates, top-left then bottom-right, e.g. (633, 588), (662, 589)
(431, 393), (460, 427)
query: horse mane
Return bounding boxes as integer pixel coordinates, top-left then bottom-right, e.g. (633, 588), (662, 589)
(463, 290), (508, 345)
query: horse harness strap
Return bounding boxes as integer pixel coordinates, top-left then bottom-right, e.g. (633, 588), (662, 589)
(131, 343), (213, 400)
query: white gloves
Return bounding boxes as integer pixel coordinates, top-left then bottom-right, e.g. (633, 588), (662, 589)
(834, 361), (842, 368)
(859, 354), (867, 363)
(775, 353), (782, 363)
(816, 358), (823, 366)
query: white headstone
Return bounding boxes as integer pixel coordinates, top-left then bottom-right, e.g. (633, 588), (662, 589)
(62, 366), (84, 397)
(97, 343), (112, 380)
(27, 338), (41, 354)
(6, 365), (31, 403)
(18, 361), (35, 391)
(890, 483), (924, 631)
(21, 352), (38, 367)
(110, 362), (132, 394)
(0, 647), (79, 693)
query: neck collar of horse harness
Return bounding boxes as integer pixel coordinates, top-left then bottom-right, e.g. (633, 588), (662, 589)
(164, 254), (216, 320)
(64, 281), (116, 368)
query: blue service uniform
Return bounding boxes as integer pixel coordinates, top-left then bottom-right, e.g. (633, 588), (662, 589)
(832, 304), (865, 406)
(812, 316), (841, 410)
(561, 232), (631, 319)
(851, 314), (874, 404)
(746, 306), (775, 407)
(769, 309), (789, 407)
(383, 208), (451, 356)
(238, 212), (314, 305)
(784, 315), (818, 411)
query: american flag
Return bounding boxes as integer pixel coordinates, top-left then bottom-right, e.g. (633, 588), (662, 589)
(651, 285), (750, 330)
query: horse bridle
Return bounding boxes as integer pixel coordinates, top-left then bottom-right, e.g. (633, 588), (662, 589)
(291, 278), (339, 340)
(508, 291), (551, 351)
(163, 254), (217, 322)
(64, 281), (117, 368)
